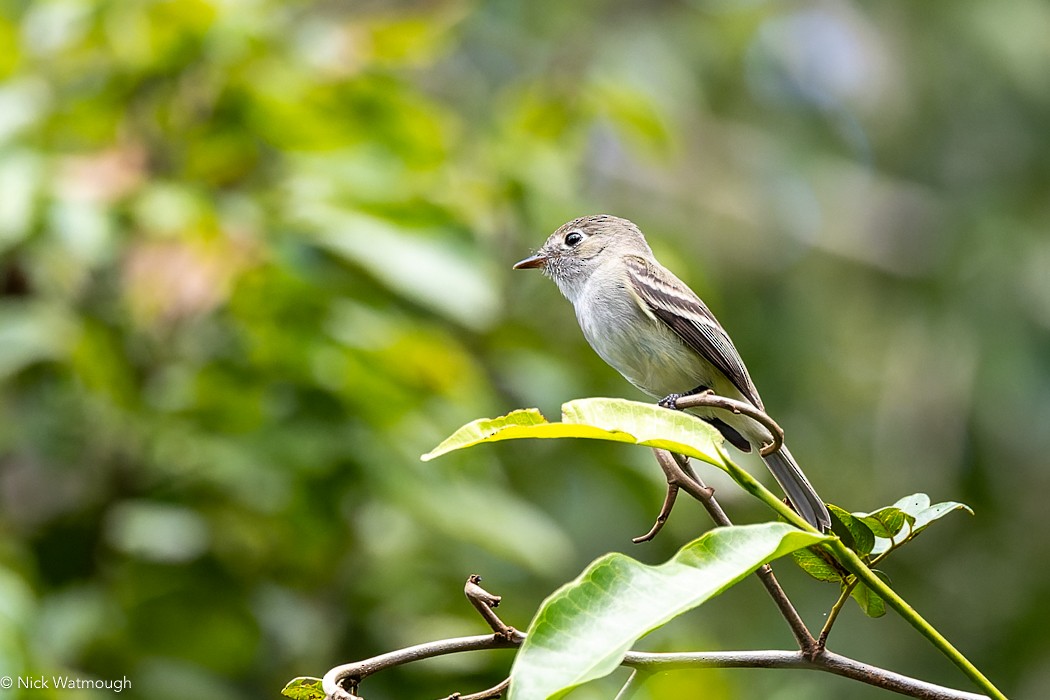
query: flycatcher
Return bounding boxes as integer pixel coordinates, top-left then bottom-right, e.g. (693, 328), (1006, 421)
(514, 214), (831, 531)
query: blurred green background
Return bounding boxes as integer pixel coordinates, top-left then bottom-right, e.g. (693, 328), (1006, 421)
(1, 0), (1048, 698)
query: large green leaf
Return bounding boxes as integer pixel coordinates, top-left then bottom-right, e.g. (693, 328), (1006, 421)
(508, 523), (830, 700)
(422, 398), (727, 469)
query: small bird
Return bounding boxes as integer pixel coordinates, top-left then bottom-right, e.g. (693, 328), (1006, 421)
(514, 214), (831, 531)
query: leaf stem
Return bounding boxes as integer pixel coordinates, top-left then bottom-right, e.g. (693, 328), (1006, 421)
(817, 582), (857, 649)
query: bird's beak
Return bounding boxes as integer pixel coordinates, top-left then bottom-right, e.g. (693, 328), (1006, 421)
(513, 253), (548, 270)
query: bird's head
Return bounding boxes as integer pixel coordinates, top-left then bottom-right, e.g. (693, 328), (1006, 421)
(513, 215), (651, 299)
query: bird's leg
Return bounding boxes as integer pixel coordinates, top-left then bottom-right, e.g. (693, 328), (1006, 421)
(658, 384), (711, 411)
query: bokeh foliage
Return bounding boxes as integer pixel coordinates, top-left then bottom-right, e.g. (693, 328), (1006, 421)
(1, 0), (1048, 698)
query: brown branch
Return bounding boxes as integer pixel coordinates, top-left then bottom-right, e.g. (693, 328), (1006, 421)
(465, 574), (518, 640)
(321, 627), (988, 700)
(631, 480), (679, 543)
(632, 447), (709, 543)
(673, 390), (785, 456)
(322, 634), (519, 700)
(622, 649), (990, 700)
(442, 678), (510, 700)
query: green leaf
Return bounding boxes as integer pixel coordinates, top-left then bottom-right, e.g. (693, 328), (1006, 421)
(791, 546), (844, 583)
(827, 504), (876, 557)
(422, 398), (727, 469)
(508, 523), (830, 700)
(915, 501), (974, 535)
(281, 677), (325, 700)
(852, 506), (911, 539)
(850, 580), (887, 618)
(892, 493), (933, 518)
(892, 493), (974, 537)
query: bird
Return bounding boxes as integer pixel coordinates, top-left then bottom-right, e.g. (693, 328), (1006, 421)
(513, 214), (831, 531)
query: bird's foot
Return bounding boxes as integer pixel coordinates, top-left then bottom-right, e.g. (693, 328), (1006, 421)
(658, 385), (711, 411)
(658, 393), (682, 410)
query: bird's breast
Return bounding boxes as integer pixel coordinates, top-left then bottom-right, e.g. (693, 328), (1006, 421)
(575, 281), (716, 399)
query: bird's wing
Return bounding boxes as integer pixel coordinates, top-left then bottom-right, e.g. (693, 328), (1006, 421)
(624, 255), (763, 409)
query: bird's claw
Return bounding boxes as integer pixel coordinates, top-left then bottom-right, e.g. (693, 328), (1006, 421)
(660, 385), (712, 411)
(658, 393), (682, 410)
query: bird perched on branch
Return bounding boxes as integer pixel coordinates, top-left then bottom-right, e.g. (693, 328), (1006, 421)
(514, 214), (830, 532)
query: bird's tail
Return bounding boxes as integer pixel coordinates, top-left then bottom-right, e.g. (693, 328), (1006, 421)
(762, 445), (831, 532)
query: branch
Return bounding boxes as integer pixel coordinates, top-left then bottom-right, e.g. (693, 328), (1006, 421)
(322, 634), (519, 700)
(622, 649), (990, 700)
(632, 448), (702, 543)
(464, 574), (518, 640)
(321, 624), (990, 700)
(673, 390), (784, 456)
(644, 392), (819, 653)
(441, 678), (509, 700)
(630, 480), (679, 543)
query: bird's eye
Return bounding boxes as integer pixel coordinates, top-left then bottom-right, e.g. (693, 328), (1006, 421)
(564, 231), (584, 247)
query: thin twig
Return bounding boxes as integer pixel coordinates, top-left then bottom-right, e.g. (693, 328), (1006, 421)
(673, 390), (785, 456)
(465, 574), (518, 640)
(647, 450), (720, 523)
(819, 533), (902, 648)
(818, 582), (858, 650)
(442, 678), (510, 700)
(756, 562), (818, 656)
(613, 669), (649, 700)
(633, 447), (710, 543)
(632, 480), (680, 543)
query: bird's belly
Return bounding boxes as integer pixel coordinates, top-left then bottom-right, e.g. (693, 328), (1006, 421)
(582, 311), (717, 399)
